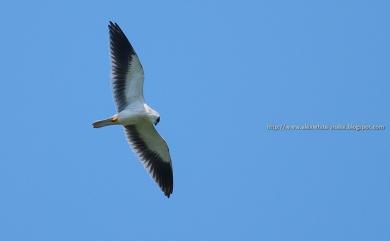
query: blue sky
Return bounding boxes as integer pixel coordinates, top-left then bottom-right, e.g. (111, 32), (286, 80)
(0, 0), (389, 240)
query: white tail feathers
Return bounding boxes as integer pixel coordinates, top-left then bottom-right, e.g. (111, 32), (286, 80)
(92, 117), (117, 128)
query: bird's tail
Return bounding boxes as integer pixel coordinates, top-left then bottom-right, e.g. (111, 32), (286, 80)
(92, 116), (118, 128)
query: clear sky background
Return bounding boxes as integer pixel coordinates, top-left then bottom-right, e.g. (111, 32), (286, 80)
(0, 1), (389, 241)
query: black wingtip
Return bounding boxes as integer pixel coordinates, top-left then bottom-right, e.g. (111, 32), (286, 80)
(108, 21), (114, 29)
(155, 161), (173, 198)
(164, 185), (173, 198)
(108, 21), (124, 32)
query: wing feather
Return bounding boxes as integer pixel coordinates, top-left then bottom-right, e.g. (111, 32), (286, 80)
(109, 21), (144, 112)
(124, 121), (173, 197)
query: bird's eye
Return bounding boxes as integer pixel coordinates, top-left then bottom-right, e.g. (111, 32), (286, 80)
(155, 117), (160, 125)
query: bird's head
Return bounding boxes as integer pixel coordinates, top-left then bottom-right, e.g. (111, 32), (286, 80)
(150, 113), (160, 126)
(155, 116), (160, 126)
(151, 111), (160, 126)
(145, 104), (160, 126)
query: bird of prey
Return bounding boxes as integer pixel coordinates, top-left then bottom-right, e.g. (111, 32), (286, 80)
(92, 21), (173, 197)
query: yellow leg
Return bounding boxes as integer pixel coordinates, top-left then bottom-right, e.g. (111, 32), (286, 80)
(111, 116), (118, 122)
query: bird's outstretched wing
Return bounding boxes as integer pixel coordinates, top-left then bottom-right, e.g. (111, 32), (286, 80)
(124, 121), (173, 197)
(109, 21), (144, 112)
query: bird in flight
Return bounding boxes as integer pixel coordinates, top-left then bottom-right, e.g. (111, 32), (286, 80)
(92, 21), (173, 197)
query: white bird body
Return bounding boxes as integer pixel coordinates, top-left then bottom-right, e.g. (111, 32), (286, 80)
(119, 103), (159, 125)
(93, 22), (173, 197)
